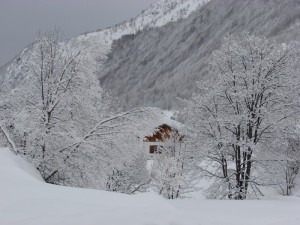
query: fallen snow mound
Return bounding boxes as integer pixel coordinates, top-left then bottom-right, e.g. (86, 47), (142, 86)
(0, 148), (299, 225)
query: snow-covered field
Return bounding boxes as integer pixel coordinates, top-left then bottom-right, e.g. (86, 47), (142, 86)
(0, 148), (299, 225)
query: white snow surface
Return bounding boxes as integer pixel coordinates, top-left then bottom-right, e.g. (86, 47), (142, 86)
(1, 148), (300, 225)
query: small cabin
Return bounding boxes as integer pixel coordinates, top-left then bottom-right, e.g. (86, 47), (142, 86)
(143, 124), (184, 155)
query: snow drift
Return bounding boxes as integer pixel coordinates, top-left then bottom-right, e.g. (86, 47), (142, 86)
(0, 148), (300, 225)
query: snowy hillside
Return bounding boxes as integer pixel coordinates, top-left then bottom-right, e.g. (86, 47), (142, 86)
(75, 0), (210, 45)
(1, 148), (300, 225)
(0, 0), (209, 93)
(98, 0), (300, 110)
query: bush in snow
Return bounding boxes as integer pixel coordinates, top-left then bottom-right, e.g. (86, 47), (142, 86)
(151, 130), (197, 199)
(106, 152), (150, 194)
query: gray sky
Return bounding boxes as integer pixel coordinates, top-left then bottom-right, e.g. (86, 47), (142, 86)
(0, 0), (158, 67)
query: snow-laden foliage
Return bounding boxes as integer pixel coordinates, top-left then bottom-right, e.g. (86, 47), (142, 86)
(4, 30), (108, 186)
(0, 30), (160, 190)
(106, 152), (150, 194)
(273, 138), (300, 196)
(183, 33), (300, 199)
(151, 130), (197, 199)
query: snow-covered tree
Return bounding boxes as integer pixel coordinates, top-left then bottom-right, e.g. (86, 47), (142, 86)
(1, 30), (160, 190)
(106, 152), (150, 194)
(151, 130), (197, 199)
(6, 30), (108, 184)
(184, 33), (300, 199)
(276, 137), (300, 196)
(0, 98), (18, 153)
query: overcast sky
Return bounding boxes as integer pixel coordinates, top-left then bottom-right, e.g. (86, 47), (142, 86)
(0, 0), (158, 67)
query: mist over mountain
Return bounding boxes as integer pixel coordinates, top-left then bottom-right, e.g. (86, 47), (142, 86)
(98, 0), (300, 110)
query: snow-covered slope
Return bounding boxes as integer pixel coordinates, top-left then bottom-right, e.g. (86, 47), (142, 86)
(98, 0), (300, 110)
(131, 0), (209, 29)
(1, 148), (300, 225)
(0, 0), (209, 93)
(2, 0), (300, 110)
(76, 0), (209, 45)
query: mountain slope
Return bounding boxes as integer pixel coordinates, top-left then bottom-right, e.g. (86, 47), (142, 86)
(75, 0), (209, 45)
(98, 0), (300, 110)
(0, 0), (209, 93)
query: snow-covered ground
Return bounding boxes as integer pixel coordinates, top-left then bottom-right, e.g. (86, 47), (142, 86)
(0, 148), (299, 225)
